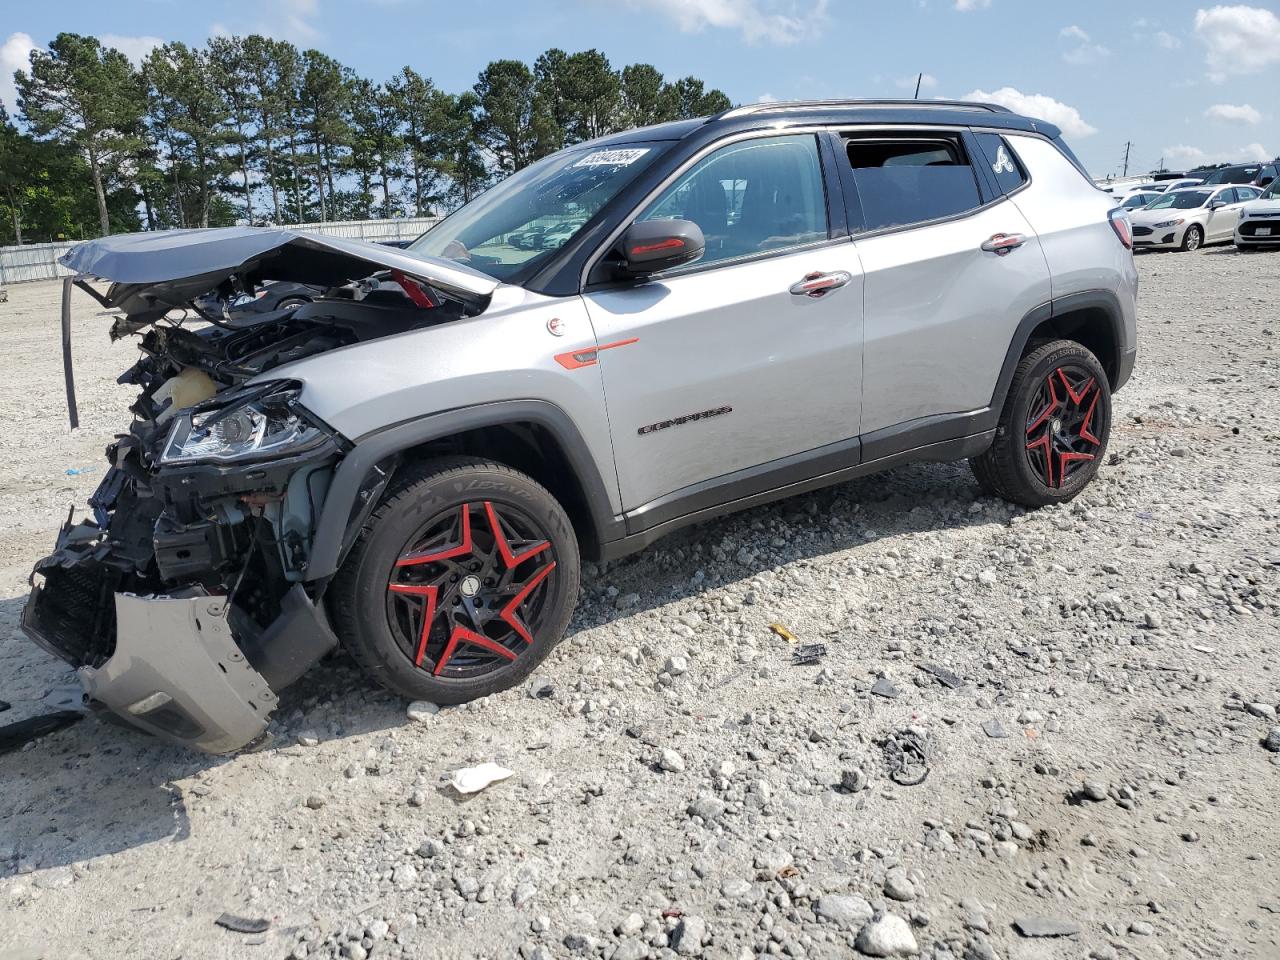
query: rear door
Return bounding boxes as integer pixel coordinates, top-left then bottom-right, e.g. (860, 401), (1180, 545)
(1208, 188), (1244, 240)
(582, 132), (865, 517)
(835, 128), (1052, 446)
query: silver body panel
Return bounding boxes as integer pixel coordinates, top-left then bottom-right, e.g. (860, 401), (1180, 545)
(582, 243), (864, 510)
(855, 200), (1050, 433)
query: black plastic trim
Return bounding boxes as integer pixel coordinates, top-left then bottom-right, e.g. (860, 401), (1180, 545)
(306, 400), (622, 579)
(604, 429), (994, 560)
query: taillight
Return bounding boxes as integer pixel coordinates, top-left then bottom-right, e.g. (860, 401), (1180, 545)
(1108, 208), (1132, 250)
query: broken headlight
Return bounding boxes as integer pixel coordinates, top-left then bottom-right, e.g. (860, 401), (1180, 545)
(160, 383), (331, 465)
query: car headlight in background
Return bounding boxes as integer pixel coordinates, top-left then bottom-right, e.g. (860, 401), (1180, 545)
(1153, 219), (1185, 229)
(160, 382), (335, 465)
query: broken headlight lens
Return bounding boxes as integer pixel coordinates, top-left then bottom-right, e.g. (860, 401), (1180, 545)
(160, 384), (328, 465)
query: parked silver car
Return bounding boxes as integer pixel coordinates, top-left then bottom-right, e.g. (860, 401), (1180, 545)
(24, 99), (1138, 752)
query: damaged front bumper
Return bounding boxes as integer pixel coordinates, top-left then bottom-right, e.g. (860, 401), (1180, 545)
(23, 583), (337, 754)
(21, 392), (347, 754)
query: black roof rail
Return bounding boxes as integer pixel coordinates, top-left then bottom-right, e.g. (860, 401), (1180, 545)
(707, 98), (1015, 123)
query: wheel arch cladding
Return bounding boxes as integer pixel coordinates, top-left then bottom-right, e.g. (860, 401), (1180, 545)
(307, 400), (621, 580)
(993, 290), (1126, 415)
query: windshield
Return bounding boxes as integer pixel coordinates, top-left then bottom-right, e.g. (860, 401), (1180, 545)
(1122, 194), (1153, 208)
(1145, 190), (1211, 210)
(408, 142), (668, 282)
(1201, 165), (1259, 185)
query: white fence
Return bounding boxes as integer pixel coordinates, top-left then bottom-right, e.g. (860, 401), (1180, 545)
(0, 216), (442, 285)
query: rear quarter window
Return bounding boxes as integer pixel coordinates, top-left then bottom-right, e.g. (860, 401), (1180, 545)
(974, 133), (1030, 195)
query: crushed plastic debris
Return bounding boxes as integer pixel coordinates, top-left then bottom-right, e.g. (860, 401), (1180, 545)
(215, 913), (272, 934)
(871, 677), (901, 699)
(446, 762), (515, 794)
(982, 719), (1009, 739)
(879, 728), (930, 786)
(64, 466), (96, 477)
(0, 711), (83, 756)
(791, 643), (827, 665)
(918, 662), (965, 689)
(768, 623), (798, 644)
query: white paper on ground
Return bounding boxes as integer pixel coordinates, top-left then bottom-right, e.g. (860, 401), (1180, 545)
(447, 762), (515, 794)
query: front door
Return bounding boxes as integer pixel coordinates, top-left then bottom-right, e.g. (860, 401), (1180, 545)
(581, 133), (865, 518)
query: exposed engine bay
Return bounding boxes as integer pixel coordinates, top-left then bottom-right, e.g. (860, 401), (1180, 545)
(21, 228), (496, 752)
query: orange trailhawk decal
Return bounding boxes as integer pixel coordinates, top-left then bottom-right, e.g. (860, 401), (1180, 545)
(554, 337), (639, 370)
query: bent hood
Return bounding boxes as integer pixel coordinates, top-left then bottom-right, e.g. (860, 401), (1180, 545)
(60, 226), (499, 319)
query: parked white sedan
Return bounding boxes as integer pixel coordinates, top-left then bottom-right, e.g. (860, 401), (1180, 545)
(1129, 185), (1263, 251)
(1234, 178), (1280, 250)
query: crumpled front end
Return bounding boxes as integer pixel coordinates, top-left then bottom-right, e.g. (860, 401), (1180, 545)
(22, 399), (344, 753)
(21, 228), (491, 753)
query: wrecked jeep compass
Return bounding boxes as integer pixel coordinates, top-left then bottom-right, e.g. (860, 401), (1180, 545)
(23, 100), (1137, 753)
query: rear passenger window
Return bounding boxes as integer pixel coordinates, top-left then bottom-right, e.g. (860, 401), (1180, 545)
(974, 133), (1030, 195)
(844, 135), (983, 232)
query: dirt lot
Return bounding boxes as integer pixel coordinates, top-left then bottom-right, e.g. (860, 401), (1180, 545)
(1, 247), (1279, 960)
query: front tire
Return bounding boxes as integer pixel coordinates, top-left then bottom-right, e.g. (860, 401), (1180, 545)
(330, 457), (581, 704)
(1181, 224), (1203, 252)
(969, 340), (1111, 508)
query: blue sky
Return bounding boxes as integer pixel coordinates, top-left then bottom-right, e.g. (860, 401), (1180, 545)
(3, 0), (1278, 177)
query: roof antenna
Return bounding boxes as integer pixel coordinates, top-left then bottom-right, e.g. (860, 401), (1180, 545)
(913, 73), (923, 100)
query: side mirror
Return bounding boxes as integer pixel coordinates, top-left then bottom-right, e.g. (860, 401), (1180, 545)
(1210, 199), (1226, 209)
(617, 219), (705, 277)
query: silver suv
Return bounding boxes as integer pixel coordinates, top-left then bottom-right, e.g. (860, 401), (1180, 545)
(24, 100), (1138, 752)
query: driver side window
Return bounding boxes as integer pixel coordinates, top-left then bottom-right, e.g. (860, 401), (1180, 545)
(638, 134), (828, 269)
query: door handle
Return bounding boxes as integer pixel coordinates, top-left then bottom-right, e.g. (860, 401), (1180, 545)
(789, 270), (852, 298)
(981, 233), (1026, 256)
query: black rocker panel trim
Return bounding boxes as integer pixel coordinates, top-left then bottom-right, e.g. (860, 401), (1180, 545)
(604, 429), (994, 560)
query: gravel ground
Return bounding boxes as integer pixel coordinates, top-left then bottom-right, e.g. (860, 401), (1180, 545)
(1, 247), (1279, 960)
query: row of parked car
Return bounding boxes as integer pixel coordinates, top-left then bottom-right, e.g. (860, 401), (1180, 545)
(1107, 161), (1280, 253)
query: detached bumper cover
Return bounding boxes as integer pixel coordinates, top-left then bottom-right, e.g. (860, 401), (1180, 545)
(83, 594), (277, 753)
(22, 580), (337, 754)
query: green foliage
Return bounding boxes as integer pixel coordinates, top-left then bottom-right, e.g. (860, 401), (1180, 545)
(3, 34), (734, 237)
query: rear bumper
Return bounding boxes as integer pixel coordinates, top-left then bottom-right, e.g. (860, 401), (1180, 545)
(22, 575), (336, 754)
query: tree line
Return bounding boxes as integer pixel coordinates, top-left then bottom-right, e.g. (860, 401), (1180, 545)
(0, 33), (732, 245)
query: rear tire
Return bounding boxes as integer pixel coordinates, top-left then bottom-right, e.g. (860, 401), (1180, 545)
(329, 457), (581, 704)
(969, 340), (1111, 508)
(1181, 225), (1203, 252)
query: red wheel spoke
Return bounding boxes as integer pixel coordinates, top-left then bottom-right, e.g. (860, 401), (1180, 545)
(499, 561), (556, 645)
(1058, 369), (1095, 406)
(484, 501), (549, 569)
(396, 505), (473, 567)
(433, 626), (519, 677)
(1079, 390), (1101, 445)
(1025, 433), (1054, 486)
(1026, 374), (1060, 434)
(388, 583), (439, 666)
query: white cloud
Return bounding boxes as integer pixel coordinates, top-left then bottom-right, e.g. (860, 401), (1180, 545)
(955, 0), (991, 10)
(1194, 5), (1280, 78)
(620, 0), (829, 45)
(757, 92), (779, 103)
(99, 34), (164, 66)
(1060, 24), (1110, 64)
(280, 0), (321, 42)
(963, 86), (1098, 138)
(1205, 102), (1263, 124)
(1165, 142), (1272, 166)
(0, 31), (38, 114)
(1155, 30), (1181, 49)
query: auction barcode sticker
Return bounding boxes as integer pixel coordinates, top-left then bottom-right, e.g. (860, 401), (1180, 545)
(573, 148), (650, 168)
